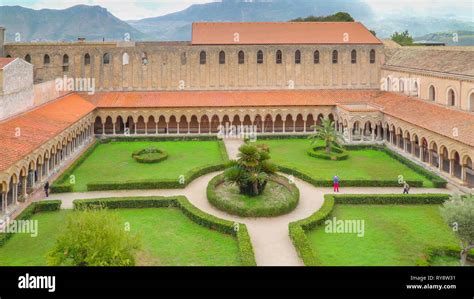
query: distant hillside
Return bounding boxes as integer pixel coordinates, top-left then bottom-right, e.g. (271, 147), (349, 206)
(127, 0), (373, 41)
(414, 31), (474, 46)
(0, 5), (147, 42)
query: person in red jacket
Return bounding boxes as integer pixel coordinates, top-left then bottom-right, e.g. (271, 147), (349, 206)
(333, 175), (340, 192)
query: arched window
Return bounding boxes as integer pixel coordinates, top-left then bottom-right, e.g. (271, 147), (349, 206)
(141, 52), (148, 65)
(62, 54), (69, 72)
(332, 50), (338, 64)
(43, 54), (50, 65)
(238, 51), (245, 64)
(413, 81), (419, 97)
(219, 51), (225, 64)
(181, 52), (187, 65)
(469, 92), (474, 112)
(370, 49), (376, 64)
(84, 53), (91, 65)
(25, 54), (31, 63)
(448, 89), (456, 106)
(122, 53), (129, 65)
(399, 79), (404, 93)
(313, 50), (320, 64)
(276, 50), (282, 64)
(429, 85), (436, 101)
(257, 50), (264, 64)
(295, 50), (301, 64)
(103, 53), (110, 65)
(200, 51), (206, 65)
(351, 50), (357, 64)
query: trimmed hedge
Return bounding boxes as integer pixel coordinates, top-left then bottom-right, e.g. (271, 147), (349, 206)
(0, 200), (62, 247)
(101, 135), (220, 142)
(416, 246), (474, 266)
(51, 141), (99, 193)
(307, 146), (349, 161)
(73, 196), (256, 266)
(132, 148), (168, 163)
(254, 134), (310, 141)
(344, 144), (447, 188)
(289, 197), (335, 266)
(333, 193), (450, 204)
(289, 193), (451, 266)
(86, 164), (226, 191)
(207, 174), (300, 217)
(278, 165), (423, 187)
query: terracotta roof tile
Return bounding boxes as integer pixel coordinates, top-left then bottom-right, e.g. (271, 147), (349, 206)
(0, 58), (15, 69)
(0, 94), (96, 171)
(191, 22), (382, 45)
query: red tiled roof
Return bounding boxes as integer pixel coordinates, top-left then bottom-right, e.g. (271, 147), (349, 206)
(83, 90), (474, 147)
(191, 22), (382, 45)
(83, 90), (380, 108)
(0, 94), (96, 171)
(0, 58), (15, 69)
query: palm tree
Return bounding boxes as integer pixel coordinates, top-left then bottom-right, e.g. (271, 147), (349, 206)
(310, 118), (343, 154)
(224, 144), (277, 196)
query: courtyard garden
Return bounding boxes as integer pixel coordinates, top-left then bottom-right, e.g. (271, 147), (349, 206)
(0, 198), (254, 266)
(52, 139), (228, 192)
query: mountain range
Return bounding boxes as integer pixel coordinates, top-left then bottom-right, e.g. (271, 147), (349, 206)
(0, 1), (472, 44)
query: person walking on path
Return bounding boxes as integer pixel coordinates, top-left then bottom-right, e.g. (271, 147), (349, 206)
(333, 175), (340, 193)
(44, 181), (50, 197)
(403, 181), (410, 194)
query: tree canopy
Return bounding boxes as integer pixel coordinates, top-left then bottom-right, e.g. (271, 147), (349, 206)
(291, 12), (355, 22)
(391, 30), (414, 46)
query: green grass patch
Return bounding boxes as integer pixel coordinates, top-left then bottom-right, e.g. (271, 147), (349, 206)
(257, 139), (435, 187)
(306, 204), (460, 266)
(54, 140), (227, 192)
(0, 208), (242, 266)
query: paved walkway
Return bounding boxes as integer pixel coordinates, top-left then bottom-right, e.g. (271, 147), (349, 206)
(42, 169), (452, 266)
(222, 138), (244, 159)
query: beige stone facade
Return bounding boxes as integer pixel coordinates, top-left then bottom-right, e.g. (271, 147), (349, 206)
(4, 42), (383, 91)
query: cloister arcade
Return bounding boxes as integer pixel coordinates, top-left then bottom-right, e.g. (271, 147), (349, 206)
(0, 122), (95, 214)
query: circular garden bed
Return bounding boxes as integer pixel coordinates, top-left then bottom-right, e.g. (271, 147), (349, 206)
(307, 145), (349, 161)
(132, 147), (168, 164)
(207, 174), (299, 217)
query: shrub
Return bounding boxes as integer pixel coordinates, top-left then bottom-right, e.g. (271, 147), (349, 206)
(416, 245), (474, 266)
(73, 196), (256, 266)
(207, 174), (299, 217)
(132, 147), (168, 163)
(307, 146), (349, 161)
(47, 208), (141, 266)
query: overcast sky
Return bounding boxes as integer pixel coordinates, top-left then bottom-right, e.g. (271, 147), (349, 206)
(1, 0), (472, 20)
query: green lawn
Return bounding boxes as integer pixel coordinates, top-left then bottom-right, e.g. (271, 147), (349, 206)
(257, 139), (433, 187)
(67, 141), (225, 191)
(0, 209), (241, 266)
(306, 205), (460, 266)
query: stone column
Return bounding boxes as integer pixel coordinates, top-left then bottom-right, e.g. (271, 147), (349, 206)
(198, 123), (201, 134)
(113, 123), (116, 135)
(428, 150), (433, 165)
(37, 164), (42, 183)
(449, 159), (454, 177)
(102, 123), (105, 136)
(145, 123), (148, 135)
(1, 192), (6, 212)
(156, 123), (159, 135)
(461, 164), (467, 183)
(403, 139), (408, 152)
(134, 123), (138, 135)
